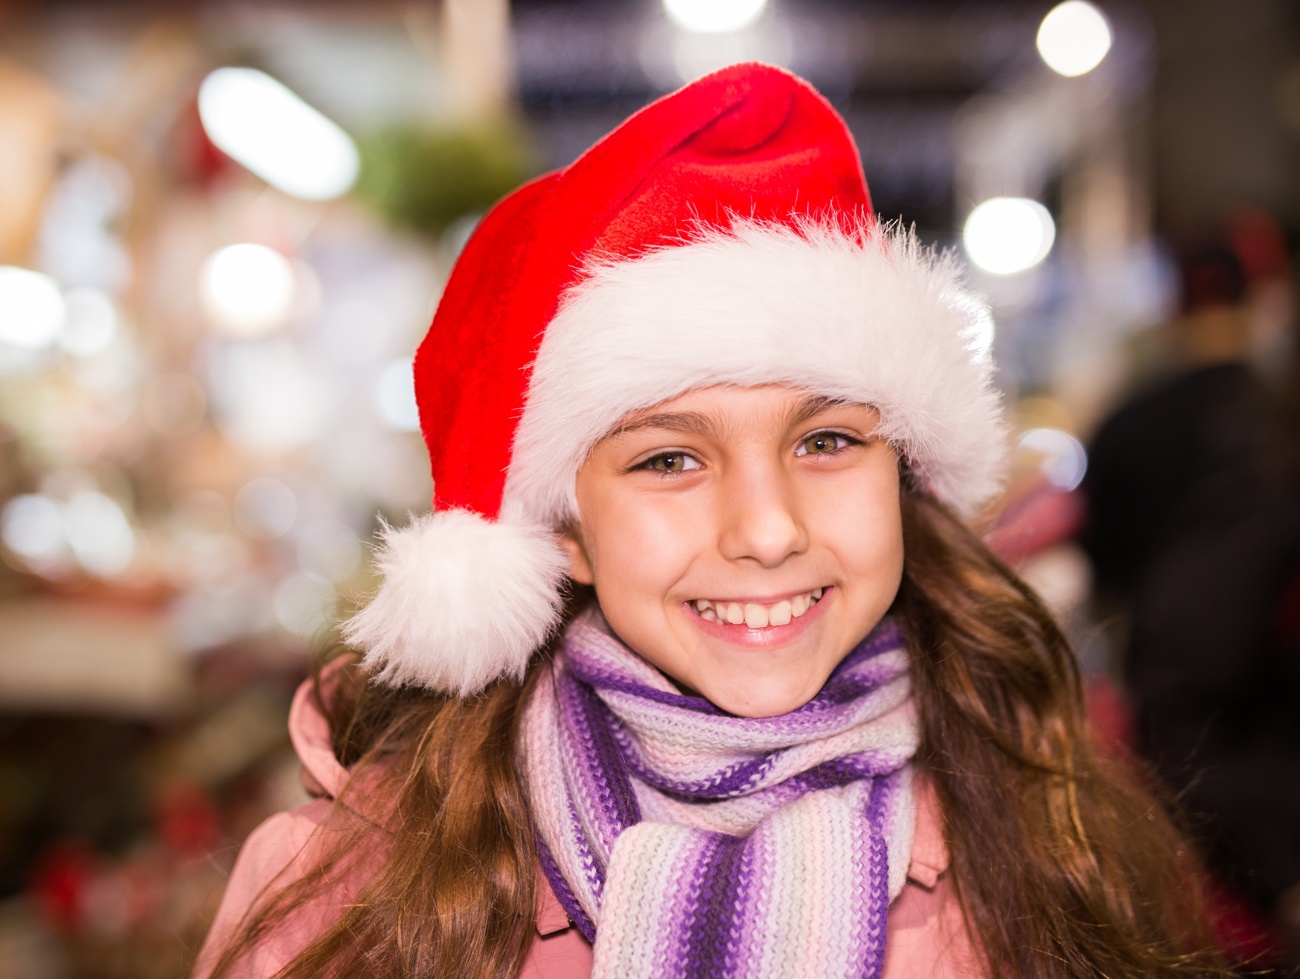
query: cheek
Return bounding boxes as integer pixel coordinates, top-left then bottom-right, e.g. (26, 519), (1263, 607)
(868, 496), (905, 582)
(580, 497), (700, 600)
(816, 472), (904, 586)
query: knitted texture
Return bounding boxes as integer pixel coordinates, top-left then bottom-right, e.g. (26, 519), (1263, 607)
(520, 613), (919, 979)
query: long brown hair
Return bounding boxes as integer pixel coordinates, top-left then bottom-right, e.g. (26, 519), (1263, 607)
(202, 490), (1229, 978)
(896, 491), (1225, 976)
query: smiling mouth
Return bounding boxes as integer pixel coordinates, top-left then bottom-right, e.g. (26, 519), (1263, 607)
(689, 588), (825, 629)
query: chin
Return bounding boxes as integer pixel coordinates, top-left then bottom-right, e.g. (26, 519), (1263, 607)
(705, 680), (821, 719)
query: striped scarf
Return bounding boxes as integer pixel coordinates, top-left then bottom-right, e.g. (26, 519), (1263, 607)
(519, 611), (919, 979)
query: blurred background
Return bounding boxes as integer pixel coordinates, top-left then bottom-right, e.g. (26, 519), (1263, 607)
(0, 0), (1297, 975)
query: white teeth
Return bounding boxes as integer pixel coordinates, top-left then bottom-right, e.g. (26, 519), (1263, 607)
(692, 590), (824, 628)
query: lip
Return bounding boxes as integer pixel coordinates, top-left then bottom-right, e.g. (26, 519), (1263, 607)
(692, 586), (822, 606)
(682, 586), (832, 649)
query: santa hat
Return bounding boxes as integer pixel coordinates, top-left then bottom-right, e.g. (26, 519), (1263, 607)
(343, 62), (1006, 695)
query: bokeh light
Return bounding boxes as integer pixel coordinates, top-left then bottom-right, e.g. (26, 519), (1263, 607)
(198, 66), (360, 201)
(2, 494), (66, 564)
(1018, 427), (1088, 491)
(233, 478), (297, 541)
(36, 155), (133, 292)
(63, 491), (135, 577)
(0, 266), (65, 349)
(963, 197), (1056, 275)
(663, 0), (767, 34)
(199, 244), (297, 337)
(273, 571), (336, 637)
(6, 479), (141, 579)
(59, 286), (118, 356)
(1036, 1), (1112, 78)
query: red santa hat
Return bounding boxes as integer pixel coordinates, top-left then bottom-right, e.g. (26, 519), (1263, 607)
(343, 62), (1006, 695)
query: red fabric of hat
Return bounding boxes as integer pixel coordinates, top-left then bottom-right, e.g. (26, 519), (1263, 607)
(417, 63), (867, 519)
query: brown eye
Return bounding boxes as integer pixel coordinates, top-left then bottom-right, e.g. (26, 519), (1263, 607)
(795, 432), (859, 457)
(801, 434), (840, 455)
(643, 452), (700, 473)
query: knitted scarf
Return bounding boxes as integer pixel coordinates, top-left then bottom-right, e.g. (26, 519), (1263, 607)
(519, 611), (919, 979)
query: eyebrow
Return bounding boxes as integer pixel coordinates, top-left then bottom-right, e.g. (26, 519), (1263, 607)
(612, 393), (853, 439)
(789, 393), (852, 427)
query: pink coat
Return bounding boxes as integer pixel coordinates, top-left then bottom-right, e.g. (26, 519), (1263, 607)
(195, 678), (982, 978)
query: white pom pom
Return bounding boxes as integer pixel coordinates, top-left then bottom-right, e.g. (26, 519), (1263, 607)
(342, 509), (569, 696)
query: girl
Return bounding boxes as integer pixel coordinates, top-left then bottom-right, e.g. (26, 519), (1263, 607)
(196, 63), (1227, 978)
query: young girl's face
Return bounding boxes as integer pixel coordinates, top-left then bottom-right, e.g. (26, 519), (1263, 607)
(561, 384), (904, 717)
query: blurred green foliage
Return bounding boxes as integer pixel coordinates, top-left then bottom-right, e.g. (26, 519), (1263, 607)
(355, 120), (537, 237)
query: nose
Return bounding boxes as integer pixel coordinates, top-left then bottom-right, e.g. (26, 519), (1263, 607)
(717, 458), (808, 567)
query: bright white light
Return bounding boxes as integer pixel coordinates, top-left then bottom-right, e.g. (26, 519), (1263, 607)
(1037, 1), (1112, 77)
(60, 287), (118, 356)
(198, 67), (359, 200)
(0, 267), (65, 349)
(376, 359), (421, 432)
(64, 491), (135, 576)
(234, 477), (297, 541)
(200, 244), (296, 336)
(2, 495), (65, 561)
(1018, 427), (1088, 491)
(664, 0), (767, 33)
(963, 198), (1056, 275)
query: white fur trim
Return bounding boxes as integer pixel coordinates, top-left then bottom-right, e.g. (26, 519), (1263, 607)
(502, 218), (1007, 525)
(342, 510), (569, 695)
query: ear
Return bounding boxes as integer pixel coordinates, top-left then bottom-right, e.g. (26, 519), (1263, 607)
(558, 527), (596, 585)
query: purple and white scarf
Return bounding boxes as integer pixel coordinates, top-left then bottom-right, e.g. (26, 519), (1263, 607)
(519, 611), (919, 979)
